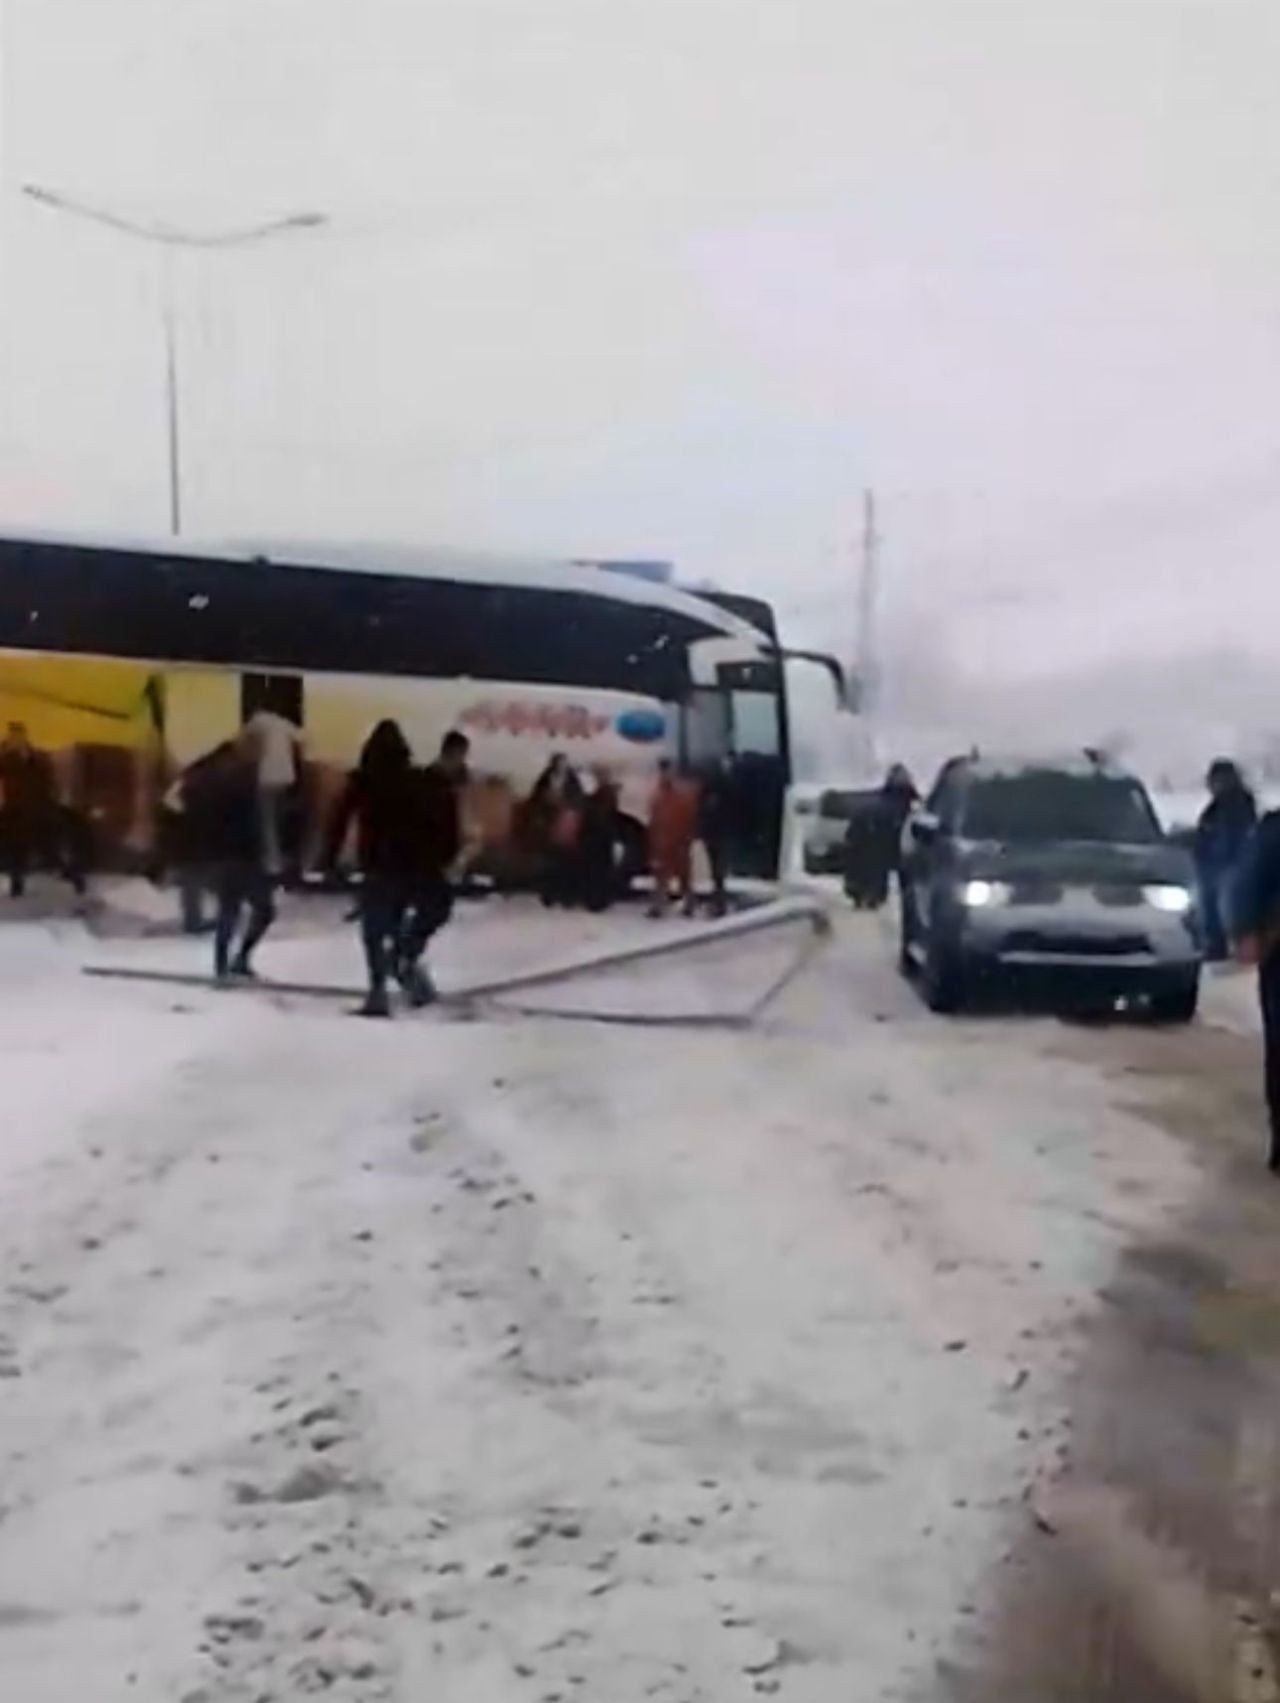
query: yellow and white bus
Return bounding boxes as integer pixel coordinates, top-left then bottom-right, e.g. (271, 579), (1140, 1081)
(0, 531), (838, 879)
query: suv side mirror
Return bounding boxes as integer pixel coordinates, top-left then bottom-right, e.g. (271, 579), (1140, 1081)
(910, 811), (941, 846)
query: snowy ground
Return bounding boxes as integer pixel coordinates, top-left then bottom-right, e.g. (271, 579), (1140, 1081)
(0, 885), (1241, 1701)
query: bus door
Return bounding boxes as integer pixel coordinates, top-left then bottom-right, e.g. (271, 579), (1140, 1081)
(241, 671), (304, 728)
(722, 660), (786, 878)
(687, 638), (787, 878)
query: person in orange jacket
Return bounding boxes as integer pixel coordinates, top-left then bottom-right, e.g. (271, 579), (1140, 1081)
(648, 759), (701, 917)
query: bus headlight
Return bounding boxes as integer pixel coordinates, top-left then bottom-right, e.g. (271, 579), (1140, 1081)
(961, 878), (1012, 909)
(1143, 883), (1193, 915)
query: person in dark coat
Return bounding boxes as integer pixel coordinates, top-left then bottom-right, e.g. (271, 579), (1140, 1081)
(697, 758), (734, 917)
(159, 741), (236, 934)
(0, 721), (89, 900)
(577, 768), (622, 913)
(528, 753), (585, 907)
(1196, 759), (1257, 961)
(844, 763), (918, 909)
(325, 724), (468, 1017)
(1231, 811), (1280, 1170)
(412, 731), (470, 968)
(0, 722), (55, 898)
(881, 763), (919, 847)
(181, 735), (278, 982)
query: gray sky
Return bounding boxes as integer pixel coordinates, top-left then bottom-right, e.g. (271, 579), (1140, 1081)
(2, 0), (1279, 674)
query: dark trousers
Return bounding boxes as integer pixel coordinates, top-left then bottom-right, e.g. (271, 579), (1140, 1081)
(540, 847), (580, 909)
(179, 867), (214, 934)
(3, 810), (86, 899)
(704, 834), (729, 910)
(578, 833), (617, 914)
(4, 822), (34, 897)
(1199, 862), (1232, 961)
(1260, 953), (1280, 1167)
(214, 865), (276, 977)
(360, 876), (453, 995)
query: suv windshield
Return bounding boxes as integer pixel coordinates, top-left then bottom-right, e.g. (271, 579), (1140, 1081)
(960, 772), (1162, 845)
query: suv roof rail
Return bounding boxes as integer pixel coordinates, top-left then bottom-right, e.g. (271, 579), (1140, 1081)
(942, 749), (1132, 781)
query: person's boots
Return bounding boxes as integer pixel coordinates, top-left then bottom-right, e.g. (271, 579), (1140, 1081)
(356, 987), (392, 1019)
(229, 954), (259, 980)
(402, 963), (437, 1009)
(395, 953), (437, 1008)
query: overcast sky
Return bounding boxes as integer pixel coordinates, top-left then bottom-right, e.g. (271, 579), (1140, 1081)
(2, 0), (1278, 676)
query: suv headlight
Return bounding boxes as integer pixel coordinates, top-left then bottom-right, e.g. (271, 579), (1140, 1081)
(960, 878), (1012, 908)
(1143, 883), (1193, 915)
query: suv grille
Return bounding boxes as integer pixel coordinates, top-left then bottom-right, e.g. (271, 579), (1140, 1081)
(1009, 879), (1064, 905)
(1093, 882), (1145, 907)
(1004, 930), (1152, 958)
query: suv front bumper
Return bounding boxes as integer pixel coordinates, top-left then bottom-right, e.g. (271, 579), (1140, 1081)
(954, 897), (1200, 976)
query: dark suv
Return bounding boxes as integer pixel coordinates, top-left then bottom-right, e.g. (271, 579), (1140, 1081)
(899, 753), (1202, 1018)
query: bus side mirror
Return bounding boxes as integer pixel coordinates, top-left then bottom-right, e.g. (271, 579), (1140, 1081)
(777, 648), (849, 709)
(910, 812), (940, 846)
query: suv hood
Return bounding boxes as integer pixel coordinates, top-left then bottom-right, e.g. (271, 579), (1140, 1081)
(959, 839), (1194, 886)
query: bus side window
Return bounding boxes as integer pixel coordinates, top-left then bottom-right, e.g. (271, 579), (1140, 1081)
(731, 690), (781, 758)
(681, 688), (731, 768)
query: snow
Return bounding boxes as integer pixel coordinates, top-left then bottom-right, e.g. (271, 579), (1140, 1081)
(0, 919), (248, 1196)
(1199, 960), (1263, 1038)
(0, 888), (1201, 1701)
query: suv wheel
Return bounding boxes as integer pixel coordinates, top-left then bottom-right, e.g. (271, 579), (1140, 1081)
(922, 931), (967, 1014)
(1148, 972), (1200, 1025)
(898, 889), (918, 976)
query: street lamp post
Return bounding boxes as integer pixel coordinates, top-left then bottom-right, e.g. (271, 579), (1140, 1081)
(162, 251), (181, 536)
(21, 184), (327, 536)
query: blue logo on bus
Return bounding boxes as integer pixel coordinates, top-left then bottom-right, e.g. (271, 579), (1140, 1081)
(615, 708), (666, 745)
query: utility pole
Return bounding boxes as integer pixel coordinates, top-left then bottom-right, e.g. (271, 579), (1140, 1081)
(161, 251), (182, 536)
(22, 185), (327, 537)
(856, 487), (880, 764)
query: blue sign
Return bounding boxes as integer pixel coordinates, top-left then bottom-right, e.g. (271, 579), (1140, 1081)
(615, 708), (667, 745)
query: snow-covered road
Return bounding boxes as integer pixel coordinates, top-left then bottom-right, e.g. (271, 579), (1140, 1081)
(0, 895), (1229, 1700)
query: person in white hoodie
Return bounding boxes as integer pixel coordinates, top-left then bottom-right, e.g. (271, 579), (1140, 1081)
(244, 708), (304, 878)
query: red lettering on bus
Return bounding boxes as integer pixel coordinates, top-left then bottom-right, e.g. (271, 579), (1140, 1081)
(460, 700), (610, 740)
